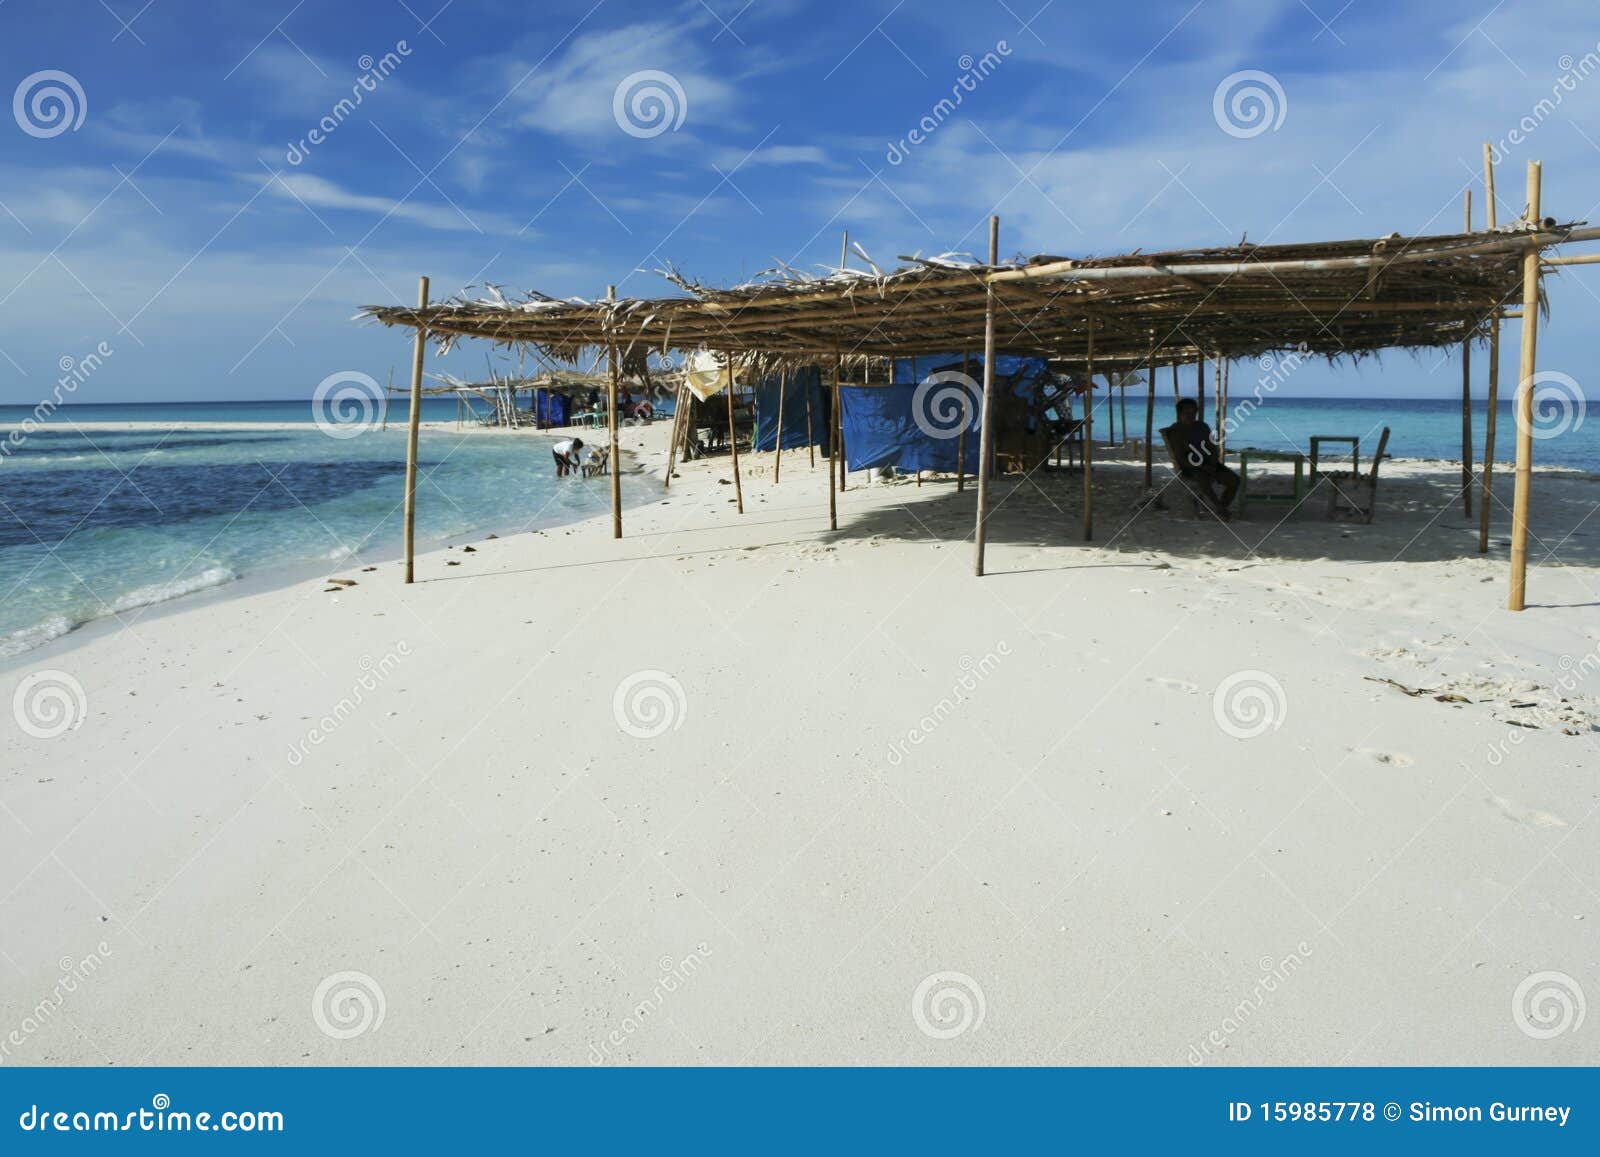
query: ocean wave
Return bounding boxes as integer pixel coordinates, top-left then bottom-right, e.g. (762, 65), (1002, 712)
(107, 566), (239, 615)
(0, 615), (80, 660)
(0, 567), (240, 661)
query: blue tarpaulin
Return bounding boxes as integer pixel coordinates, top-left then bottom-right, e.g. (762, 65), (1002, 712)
(753, 367), (830, 453)
(535, 389), (569, 428)
(838, 383), (979, 474)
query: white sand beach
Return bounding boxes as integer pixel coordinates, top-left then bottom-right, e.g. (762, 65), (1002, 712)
(2, 420), (1597, 1066)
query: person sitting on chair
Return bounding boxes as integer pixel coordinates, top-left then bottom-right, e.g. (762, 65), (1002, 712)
(1173, 398), (1239, 519)
(552, 436), (584, 477)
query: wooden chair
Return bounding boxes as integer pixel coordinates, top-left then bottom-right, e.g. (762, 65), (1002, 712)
(1323, 426), (1390, 522)
(1158, 425), (1211, 516)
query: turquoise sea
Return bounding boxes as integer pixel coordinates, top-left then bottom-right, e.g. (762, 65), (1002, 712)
(0, 396), (1591, 661)
(0, 400), (636, 659)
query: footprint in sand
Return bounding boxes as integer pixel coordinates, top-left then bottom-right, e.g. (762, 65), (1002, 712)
(1149, 676), (1199, 694)
(1354, 747), (1415, 767)
(1489, 793), (1568, 829)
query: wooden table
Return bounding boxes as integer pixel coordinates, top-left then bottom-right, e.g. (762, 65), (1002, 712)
(1236, 448), (1306, 516)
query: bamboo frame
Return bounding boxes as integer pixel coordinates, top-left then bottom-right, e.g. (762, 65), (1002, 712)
(725, 355), (743, 514)
(606, 285), (622, 539)
(1479, 142), (1500, 554)
(402, 275), (428, 584)
(1143, 338), (1157, 489)
(958, 349), (971, 492)
(1461, 190), (1473, 519)
(774, 366), (786, 484)
(1508, 161), (1542, 611)
(1083, 319), (1095, 542)
(974, 216), (999, 577)
(828, 349), (839, 531)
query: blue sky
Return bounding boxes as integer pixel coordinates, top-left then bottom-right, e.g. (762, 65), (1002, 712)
(2, 0), (1599, 402)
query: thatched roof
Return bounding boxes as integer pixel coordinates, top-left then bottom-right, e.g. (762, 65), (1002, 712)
(361, 224), (1595, 366)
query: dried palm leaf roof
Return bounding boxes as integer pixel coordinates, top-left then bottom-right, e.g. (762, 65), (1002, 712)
(361, 223), (1595, 366)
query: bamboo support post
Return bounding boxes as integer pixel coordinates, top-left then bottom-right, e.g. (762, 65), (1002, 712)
(974, 216), (1000, 576)
(663, 383), (687, 490)
(1143, 339), (1157, 489)
(1461, 190), (1474, 519)
(606, 285), (622, 539)
(725, 355), (743, 514)
(402, 275), (428, 584)
(958, 350), (971, 492)
(1479, 142), (1500, 554)
(1508, 160), (1542, 611)
(773, 366), (786, 484)
(1083, 319), (1096, 542)
(805, 376), (815, 468)
(828, 349), (840, 531)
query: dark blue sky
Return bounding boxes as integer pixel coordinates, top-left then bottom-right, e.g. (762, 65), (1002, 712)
(2, 0), (1598, 402)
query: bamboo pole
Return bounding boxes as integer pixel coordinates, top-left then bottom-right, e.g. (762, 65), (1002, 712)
(402, 275), (428, 584)
(1508, 160), (1542, 611)
(725, 355), (743, 514)
(1144, 339), (1157, 489)
(1108, 373), (1117, 445)
(1197, 358), (1205, 415)
(836, 359), (847, 491)
(663, 383), (687, 491)
(1479, 141), (1500, 554)
(1217, 357), (1230, 458)
(957, 350), (970, 492)
(974, 216), (1000, 577)
(1083, 319), (1096, 542)
(1212, 355), (1222, 445)
(773, 366), (786, 484)
(605, 285), (622, 539)
(1120, 375), (1128, 447)
(1172, 362), (1178, 400)
(1461, 189), (1474, 519)
(805, 376), (815, 468)
(828, 350), (840, 531)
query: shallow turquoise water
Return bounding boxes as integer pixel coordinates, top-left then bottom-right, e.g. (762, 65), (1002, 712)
(0, 419), (629, 658)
